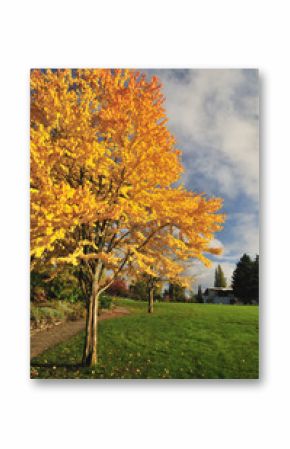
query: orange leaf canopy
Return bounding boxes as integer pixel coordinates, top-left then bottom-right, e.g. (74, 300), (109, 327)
(30, 69), (225, 288)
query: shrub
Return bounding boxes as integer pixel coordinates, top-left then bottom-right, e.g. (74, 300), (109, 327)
(33, 286), (47, 302)
(48, 277), (83, 303)
(31, 300), (86, 329)
(30, 305), (42, 325)
(30, 304), (65, 324)
(42, 307), (64, 323)
(100, 295), (113, 310)
(107, 279), (129, 297)
(129, 280), (148, 301)
(67, 302), (86, 320)
(168, 283), (186, 302)
(31, 266), (84, 303)
(30, 269), (49, 302)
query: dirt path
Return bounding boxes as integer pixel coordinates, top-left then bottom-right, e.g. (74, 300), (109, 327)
(30, 307), (130, 359)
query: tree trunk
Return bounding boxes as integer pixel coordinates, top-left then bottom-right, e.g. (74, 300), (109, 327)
(82, 263), (102, 367)
(90, 292), (99, 366)
(148, 287), (154, 313)
(82, 293), (93, 366)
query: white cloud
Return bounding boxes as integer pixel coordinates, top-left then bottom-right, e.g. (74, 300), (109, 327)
(153, 69), (259, 202)
(186, 213), (259, 291)
(144, 69), (259, 290)
(223, 212), (259, 260)
(209, 238), (224, 251)
(188, 260), (236, 292)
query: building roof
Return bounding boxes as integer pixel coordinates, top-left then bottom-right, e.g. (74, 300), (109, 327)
(204, 287), (234, 295)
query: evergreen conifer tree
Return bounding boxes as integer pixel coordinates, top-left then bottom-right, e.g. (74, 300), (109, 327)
(214, 264), (227, 287)
(196, 284), (203, 303)
(232, 254), (258, 304)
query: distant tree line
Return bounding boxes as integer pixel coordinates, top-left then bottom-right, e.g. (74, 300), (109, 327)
(31, 254), (259, 307)
(31, 267), (195, 305)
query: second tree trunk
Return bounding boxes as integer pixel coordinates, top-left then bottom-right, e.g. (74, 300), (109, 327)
(148, 287), (154, 313)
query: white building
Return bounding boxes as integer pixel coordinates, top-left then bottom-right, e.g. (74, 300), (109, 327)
(203, 287), (236, 305)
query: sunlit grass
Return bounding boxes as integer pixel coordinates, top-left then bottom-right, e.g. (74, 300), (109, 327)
(31, 298), (259, 379)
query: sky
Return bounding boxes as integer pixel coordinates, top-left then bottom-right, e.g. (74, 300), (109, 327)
(146, 69), (259, 291)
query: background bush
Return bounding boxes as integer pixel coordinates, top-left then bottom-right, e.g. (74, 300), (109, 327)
(100, 295), (113, 310)
(31, 266), (83, 303)
(30, 300), (86, 328)
(106, 279), (129, 297)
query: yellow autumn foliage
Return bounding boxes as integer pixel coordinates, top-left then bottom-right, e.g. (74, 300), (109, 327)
(30, 69), (225, 291)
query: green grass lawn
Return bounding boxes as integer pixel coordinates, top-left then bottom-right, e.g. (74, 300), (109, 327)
(31, 298), (259, 379)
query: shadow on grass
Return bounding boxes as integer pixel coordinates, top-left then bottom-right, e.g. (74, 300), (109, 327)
(31, 361), (83, 370)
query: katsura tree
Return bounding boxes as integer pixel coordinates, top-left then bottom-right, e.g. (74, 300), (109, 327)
(30, 69), (225, 366)
(133, 274), (162, 313)
(146, 276), (162, 313)
(128, 271), (158, 312)
(126, 227), (204, 313)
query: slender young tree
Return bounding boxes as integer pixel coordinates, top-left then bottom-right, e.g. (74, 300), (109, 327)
(146, 276), (158, 313)
(214, 264), (227, 287)
(30, 69), (225, 366)
(129, 272), (161, 313)
(218, 265), (227, 287)
(196, 284), (203, 303)
(214, 267), (219, 287)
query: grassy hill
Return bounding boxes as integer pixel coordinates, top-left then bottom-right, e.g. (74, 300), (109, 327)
(31, 298), (259, 379)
